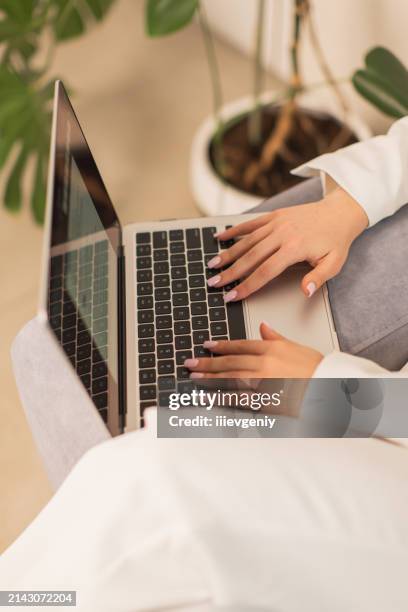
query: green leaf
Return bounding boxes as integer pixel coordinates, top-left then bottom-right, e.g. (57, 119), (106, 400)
(4, 147), (28, 212)
(31, 153), (47, 224)
(53, 0), (114, 41)
(146, 0), (198, 37)
(365, 47), (408, 102)
(352, 69), (408, 119)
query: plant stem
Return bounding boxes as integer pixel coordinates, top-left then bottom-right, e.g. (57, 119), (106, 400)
(249, 0), (266, 146)
(197, 3), (224, 175)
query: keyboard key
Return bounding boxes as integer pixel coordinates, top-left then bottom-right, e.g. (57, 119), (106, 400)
(172, 279), (188, 293)
(80, 374), (91, 389)
(93, 318), (108, 334)
(49, 288), (62, 303)
(153, 249), (168, 262)
(158, 392), (172, 407)
(158, 376), (175, 391)
(190, 288), (206, 302)
(93, 303), (108, 319)
(202, 227), (218, 253)
(77, 344), (91, 360)
(157, 329), (173, 344)
(79, 276), (92, 291)
(156, 315), (172, 329)
(94, 264), (108, 279)
(157, 344), (174, 359)
(170, 254), (186, 266)
(208, 293), (224, 307)
(94, 331), (108, 347)
(207, 284), (222, 293)
(158, 360), (174, 375)
(79, 245), (93, 264)
(50, 301), (62, 316)
(175, 335), (192, 350)
(192, 316), (208, 330)
(188, 262), (203, 275)
(94, 290), (108, 305)
(63, 342), (76, 357)
(64, 299), (77, 316)
(171, 267), (187, 280)
(93, 346), (107, 361)
(177, 366), (190, 380)
(155, 301), (171, 315)
(154, 261), (169, 274)
(187, 250), (201, 262)
(176, 350), (192, 365)
(155, 287), (170, 301)
(138, 296), (153, 309)
(138, 283), (153, 296)
(136, 244), (151, 256)
(94, 393), (108, 409)
(92, 376), (108, 395)
(174, 307), (189, 321)
(139, 353), (155, 368)
(174, 320), (191, 335)
(153, 231), (168, 249)
(169, 229), (183, 241)
(78, 330), (92, 346)
(189, 275), (205, 288)
(211, 321), (228, 336)
(62, 328), (76, 343)
(136, 257), (152, 269)
(209, 307), (226, 321)
(137, 269), (152, 283)
(139, 338), (155, 353)
(138, 324), (154, 337)
(170, 242), (184, 254)
(139, 369), (156, 385)
(79, 263), (92, 278)
(154, 274), (170, 288)
(136, 233), (151, 244)
(138, 310), (154, 324)
(140, 401), (156, 414)
(140, 385), (156, 401)
(193, 330), (209, 344)
(172, 293), (188, 306)
(194, 346), (211, 358)
(64, 250), (78, 264)
(191, 302), (207, 316)
(50, 255), (63, 277)
(226, 301), (246, 340)
(177, 381), (195, 394)
(93, 361), (107, 378)
(50, 276), (62, 290)
(186, 228), (201, 249)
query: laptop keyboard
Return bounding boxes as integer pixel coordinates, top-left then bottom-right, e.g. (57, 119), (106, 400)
(48, 240), (110, 423)
(135, 226), (246, 416)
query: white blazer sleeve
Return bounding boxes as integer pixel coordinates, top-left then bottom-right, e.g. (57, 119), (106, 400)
(293, 116), (408, 227)
(314, 351), (408, 378)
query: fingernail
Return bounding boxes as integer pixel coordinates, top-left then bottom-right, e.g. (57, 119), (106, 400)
(261, 321), (273, 329)
(306, 282), (316, 297)
(214, 232), (220, 238)
(184, 358), (199, 368)
(190, 372), (204, 379)
(207, 256), (221, 269)
(203, 340), (218, 348)
(207, 275), (221, 287)
(224, 289), (237, 303)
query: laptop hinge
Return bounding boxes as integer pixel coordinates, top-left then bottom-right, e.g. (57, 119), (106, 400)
(117, 246), (127, 430)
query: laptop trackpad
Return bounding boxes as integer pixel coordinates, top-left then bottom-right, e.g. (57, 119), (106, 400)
(245, 267), (336, 355)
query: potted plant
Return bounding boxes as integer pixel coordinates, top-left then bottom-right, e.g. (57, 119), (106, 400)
(146, 0), (375, 215)
(0, 0), (115, 223)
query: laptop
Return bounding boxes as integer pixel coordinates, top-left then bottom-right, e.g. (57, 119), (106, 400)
(38, 81), (338, 436)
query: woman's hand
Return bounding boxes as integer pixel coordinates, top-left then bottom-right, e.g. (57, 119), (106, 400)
(207, 186), (369, 302)
(184, 322), (323, 379)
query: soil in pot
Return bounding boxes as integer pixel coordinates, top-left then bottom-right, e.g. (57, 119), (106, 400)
(209, 106), (357, 198)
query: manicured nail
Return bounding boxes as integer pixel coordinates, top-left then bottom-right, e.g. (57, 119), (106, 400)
(203, 340), (218, 348)
(306, 282), (316, 297)
(184, 358), (199, 368)
(190, 372), (204, 379)
(214, 232), (220, 238)
(261, 321), (273, 330)
(224, 289), (237, 303)
(207, 274), (221, 287)
(207, 255), (221, 268)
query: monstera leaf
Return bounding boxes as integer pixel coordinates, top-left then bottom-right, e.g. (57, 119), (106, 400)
(0, 67), (53, 222)
(352, 47), (408, 118)
(53, 0), (115, 40)
(146, 0), (199, 37)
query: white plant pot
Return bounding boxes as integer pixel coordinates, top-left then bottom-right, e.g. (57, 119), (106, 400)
(190, 90), (372, 217)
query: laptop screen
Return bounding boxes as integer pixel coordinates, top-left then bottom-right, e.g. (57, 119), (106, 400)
(45, 82), (122, 434)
